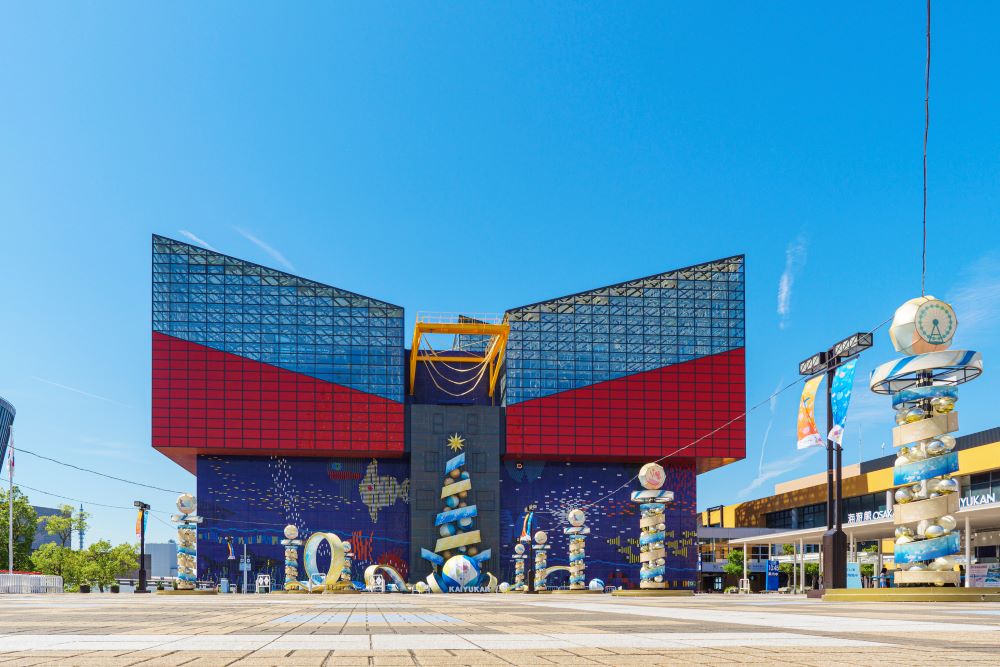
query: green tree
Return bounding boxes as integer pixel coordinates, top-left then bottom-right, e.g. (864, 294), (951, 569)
(42, 504), (89, 548)
(0, 486), (39, 570)
(722, 548), (744, 578)
(80, 541), (138, 592)
(781, 543), (795, 555)
(31, 542), (84, 587)
(805, 562), (820, 587)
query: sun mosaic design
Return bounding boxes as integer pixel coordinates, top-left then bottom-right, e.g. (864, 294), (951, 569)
(499, 460), (697, 589)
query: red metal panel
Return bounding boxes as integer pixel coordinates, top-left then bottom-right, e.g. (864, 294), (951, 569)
(504, 348), (745, 471)
(151, 332), (404, 473)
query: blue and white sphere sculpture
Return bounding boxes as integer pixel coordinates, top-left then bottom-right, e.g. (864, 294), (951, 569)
(441, 554), (481, 590)
(588, 578), (605, 591)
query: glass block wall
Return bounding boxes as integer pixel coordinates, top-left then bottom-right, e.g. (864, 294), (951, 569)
(152, 236), (405, 469)
(504, 256), (745, 464)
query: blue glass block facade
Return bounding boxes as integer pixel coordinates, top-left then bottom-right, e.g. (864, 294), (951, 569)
(0, 397), (14, 470)
(503, 256), (744, 405)
(152, 236), (404, 402)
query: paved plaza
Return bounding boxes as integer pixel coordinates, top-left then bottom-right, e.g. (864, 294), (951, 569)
(0, 593), (999, 666)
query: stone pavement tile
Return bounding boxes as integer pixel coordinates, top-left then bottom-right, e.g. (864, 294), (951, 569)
(122, 654), (199, 667)
(371, 657), (418, 666)
(228, 660), (328, 666)
(321, 659), (370, 667)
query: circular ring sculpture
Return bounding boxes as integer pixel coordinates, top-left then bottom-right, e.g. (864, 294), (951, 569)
(302, 532), (346, 592)
(870, 350), (982, 394)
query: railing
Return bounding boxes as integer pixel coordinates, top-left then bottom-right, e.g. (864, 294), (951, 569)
(415, 312), (504, 325)
(0, 574), (64, 594)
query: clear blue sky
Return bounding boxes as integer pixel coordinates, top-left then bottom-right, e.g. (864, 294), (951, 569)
(1, 3), (998, 546)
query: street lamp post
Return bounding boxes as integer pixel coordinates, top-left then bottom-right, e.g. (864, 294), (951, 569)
(133, 501), (150, 594)
(798, 332), (872, 590)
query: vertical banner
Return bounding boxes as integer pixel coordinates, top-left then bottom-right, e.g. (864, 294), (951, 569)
(846, 562), (862, 589)
(766, 559), (780, 591)
(828, 359), (858, 445)
(796, 375), (825, 449)
(134, 509), (146, 539)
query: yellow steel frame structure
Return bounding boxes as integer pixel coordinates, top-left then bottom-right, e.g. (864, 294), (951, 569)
(409, 316), (509, 397)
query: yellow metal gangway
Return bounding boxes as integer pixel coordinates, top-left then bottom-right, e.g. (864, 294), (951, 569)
(408, 313), (509, 397)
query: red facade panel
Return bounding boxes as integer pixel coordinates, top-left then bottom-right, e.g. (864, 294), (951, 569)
(505, 348), (745, 468)
(152, 332), (404, 472)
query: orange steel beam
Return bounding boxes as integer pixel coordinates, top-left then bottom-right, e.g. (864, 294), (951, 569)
(408, 318), (509, 396)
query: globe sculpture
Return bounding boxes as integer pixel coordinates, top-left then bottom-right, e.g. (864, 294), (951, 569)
(631, 463), (674, 590)
(588, 578), (605, 591)
(533, 530), (550, 591)
(281, 524), (305, 592)
(441, 554), (481, 589)
(871, 296), (981, 587)
(171, 493), (202, 590)
(499, 581), (511, 593)
(563, 508), (590, 590)
(512, 541), (527, 591)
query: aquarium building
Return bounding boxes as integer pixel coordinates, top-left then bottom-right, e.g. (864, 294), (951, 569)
(151, 235), (745, 589)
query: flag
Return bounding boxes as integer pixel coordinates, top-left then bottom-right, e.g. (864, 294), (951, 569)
(519, 512), (533, 542)
(134, 508), (147, 538)
(828, 359), (858, 445)
(796, 375), (825, 449)
(227, 540), (235, 560)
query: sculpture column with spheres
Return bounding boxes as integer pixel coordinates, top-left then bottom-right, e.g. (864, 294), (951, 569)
(281, 525), (305, 592)
(633, 462), (674, 590)
(533, 530), (550, 591)
(564, 508), (589, 591)
(512, 542), (527, 591)
(172, 493), (202, 590)
(870, 296), (982, 587)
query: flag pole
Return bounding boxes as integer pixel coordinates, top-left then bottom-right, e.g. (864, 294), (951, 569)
(8, 433), (13, 574)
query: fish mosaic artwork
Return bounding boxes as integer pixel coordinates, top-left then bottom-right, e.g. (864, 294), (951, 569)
(359, 459), (410, 522)
(197, 455), (410, 586)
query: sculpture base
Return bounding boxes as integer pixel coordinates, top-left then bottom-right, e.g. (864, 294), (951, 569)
(612, 589), (694, 597)
(323, 588), (361, 594)
(273, 589), (311, 594)
(551, 589), (604, 594)
(893, 570), (960, 586)
(824, 587), (1000, 602)
(155, 589), (218, 595)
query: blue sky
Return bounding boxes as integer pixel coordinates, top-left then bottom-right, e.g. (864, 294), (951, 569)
(1, 3), (998, 546)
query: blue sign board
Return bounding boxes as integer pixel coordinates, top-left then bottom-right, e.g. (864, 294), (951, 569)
(846, 562), (862, 589)
(766, 559), (780, 591)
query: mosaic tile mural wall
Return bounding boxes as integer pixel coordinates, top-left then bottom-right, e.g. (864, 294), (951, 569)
(196, 455), (410, 586)
(498, 460), (697, 589)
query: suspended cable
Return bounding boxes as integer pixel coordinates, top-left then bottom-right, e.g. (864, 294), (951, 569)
(922, 0), (931, 295)
(0, 475), (170, 514)
(13, 447), (185, 494)
(533, 314), (895, 516)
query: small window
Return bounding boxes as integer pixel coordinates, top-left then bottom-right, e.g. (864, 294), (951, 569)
(466, 414), (479, 434)
(478, 491), (496, 511)
(424, 451), (440, 472)
(432, 413), (444, 434)
(416, 489), (435, 511)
